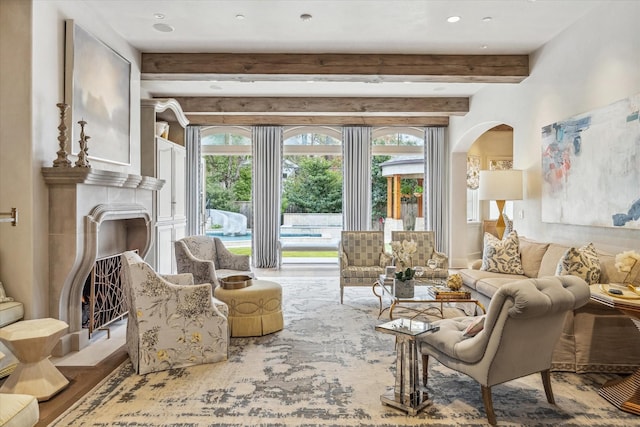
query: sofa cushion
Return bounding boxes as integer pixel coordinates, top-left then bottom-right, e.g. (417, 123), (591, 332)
(519, 237), (550, 278)
(538, 243), (571, 277)
(0, 393), (39, 427)
(476, 277), (526, 300)
(458, 268), (526, 291)
(481, 231), (524, 275)
(0, 301), (24, 329)
(556, 243), (601, 285)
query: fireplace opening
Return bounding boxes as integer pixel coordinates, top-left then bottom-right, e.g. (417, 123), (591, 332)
(81, 252), (130, 338)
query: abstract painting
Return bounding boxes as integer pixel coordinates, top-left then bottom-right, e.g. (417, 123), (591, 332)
(541, 93), (640, 228)
(65, 20), (131, 165)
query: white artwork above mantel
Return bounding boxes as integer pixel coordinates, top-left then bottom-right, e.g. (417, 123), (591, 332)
(541, 93), (640, 229)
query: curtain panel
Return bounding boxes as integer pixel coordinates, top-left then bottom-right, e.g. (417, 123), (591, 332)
(424, 127), (449, 255)
(342, 126), (372, 231)
(185, 125), (202, 236)
(251, 126), (283, 268)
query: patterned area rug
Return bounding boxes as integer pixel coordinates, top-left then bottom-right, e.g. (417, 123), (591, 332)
(50, 277), (639, 426)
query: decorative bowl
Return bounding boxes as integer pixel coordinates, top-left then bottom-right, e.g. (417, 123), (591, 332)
(220, 275), (253, 290)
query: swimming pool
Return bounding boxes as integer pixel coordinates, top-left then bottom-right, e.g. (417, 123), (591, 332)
(206, 230), (322, 242)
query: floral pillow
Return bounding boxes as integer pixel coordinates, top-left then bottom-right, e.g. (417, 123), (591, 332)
(0, 281), (14, 303)
(481, 231), (525, 275)
(556, 243), (601, 285)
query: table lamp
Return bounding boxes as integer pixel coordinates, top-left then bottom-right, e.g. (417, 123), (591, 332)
(479, 169), (523, 239)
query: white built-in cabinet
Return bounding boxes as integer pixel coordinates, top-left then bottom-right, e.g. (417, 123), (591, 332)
(141, 99), (189, 274)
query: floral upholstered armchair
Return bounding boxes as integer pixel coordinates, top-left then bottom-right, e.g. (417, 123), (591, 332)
(339, 231), (391, 304)
(174, 236), (254, 286)
(391, 231), (449, 278)
(121, 251), (229, 375)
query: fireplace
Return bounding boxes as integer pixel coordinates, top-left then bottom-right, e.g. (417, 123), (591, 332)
(42, 167), (163, 355)
(82, 252), (130, 338)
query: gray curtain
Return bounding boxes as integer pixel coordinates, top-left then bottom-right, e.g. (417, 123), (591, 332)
(251, 126), (283, 268)
(424, 127), (449, 254)
(185, 125), (202, 236)
(342, 126), (372, 231)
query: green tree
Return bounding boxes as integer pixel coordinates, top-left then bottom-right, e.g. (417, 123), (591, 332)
(371, 155), (391, 222)
(205, 155), (249, 213)
(233, 165), (252, 201)
(283, 156), (342, 213)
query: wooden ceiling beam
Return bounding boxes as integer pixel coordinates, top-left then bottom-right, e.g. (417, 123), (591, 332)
(174, 96), (469, 115)
(186, 115), (449, 126)
(142, 53), (529, 83)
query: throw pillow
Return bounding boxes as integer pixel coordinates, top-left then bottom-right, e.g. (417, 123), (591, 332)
(379, 252), (392, 268)
(481, 231), (525, 275)
(0, 281), (14, 303)
(556, 243), (601, 285)
(463, 315), (485, 338)
(519, 237), (550, 278)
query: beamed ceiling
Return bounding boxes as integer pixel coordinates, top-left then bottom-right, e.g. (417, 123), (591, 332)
(141, 53), (528, 126)
(83, 0), (603, 127)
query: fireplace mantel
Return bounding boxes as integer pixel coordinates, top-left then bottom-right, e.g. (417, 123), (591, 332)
(42, 167), (164, 190)
(42, 167), (161, 355)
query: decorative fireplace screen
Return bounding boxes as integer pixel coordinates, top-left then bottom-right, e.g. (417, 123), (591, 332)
(83, 252), (128, 337)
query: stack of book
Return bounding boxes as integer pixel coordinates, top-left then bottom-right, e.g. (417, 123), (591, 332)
(433, 288), (471, 300)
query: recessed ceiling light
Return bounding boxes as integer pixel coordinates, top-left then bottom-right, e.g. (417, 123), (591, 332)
(235, 14), (245, 20)
(403, 81), (412, 84)
(481, 45), (488, 49)
(447, 16), (461, 23)
(153, 23), (174, 33)
(153, 13), (165, 20)
(300, 13), (312, 21)
(482, 16), (492, 22)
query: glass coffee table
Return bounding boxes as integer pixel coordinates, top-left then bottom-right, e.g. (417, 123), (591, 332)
(372, 275), (485, 320)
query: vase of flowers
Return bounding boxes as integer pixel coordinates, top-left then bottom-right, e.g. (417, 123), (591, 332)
(615, 250), (640, 286)
(391, 239), (417, 271)
(394, 267), (416, 298)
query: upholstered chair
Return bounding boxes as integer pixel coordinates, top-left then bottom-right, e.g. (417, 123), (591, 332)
(121, 251), (229, 375)
(174, 236), (253, 286)
(391, 231), (449, 278)
(339, 231), (391, 304)
(419, 275), (590, 425)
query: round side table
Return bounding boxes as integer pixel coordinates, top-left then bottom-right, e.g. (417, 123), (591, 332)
(0, 318), (69, 401)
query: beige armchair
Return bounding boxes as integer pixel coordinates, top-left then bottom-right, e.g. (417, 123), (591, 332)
(391, 231), (448, 278)
(339, 231), (391, 304)
(121, 251), (229, 375)
(175, 235), (253, 286)
(419, 275), (590, 425)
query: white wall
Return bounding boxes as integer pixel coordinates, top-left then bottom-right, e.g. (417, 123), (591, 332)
(0, 0), (142, 319)
(449, 0), (640, 266)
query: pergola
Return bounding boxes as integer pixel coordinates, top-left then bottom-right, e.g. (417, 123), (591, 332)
(380, 156), (424, 220)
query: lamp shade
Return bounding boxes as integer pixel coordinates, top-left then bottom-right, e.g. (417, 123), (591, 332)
(479, 170), (523, 201)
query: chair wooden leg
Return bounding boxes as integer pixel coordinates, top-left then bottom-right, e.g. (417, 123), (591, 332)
(541, 369), (555, 404)
(422, 354), (429, 384)
(481, 385), (497, 426)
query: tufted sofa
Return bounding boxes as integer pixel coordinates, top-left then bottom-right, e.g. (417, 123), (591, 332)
(458, 235), (640, 373)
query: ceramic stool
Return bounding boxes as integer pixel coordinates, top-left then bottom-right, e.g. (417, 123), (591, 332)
(0, 318), (69, 401)
(214, 279), (284, 337)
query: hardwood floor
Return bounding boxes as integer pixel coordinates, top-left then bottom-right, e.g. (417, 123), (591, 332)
(31, 346), (129, 426)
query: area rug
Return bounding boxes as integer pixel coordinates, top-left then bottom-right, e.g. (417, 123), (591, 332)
(50, 277), (638, 426)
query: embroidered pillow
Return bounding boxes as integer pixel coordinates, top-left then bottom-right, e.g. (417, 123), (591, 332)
(463, 315), (485, 338)
(556, 243), (601, 285)
(481, 231), (525, 275)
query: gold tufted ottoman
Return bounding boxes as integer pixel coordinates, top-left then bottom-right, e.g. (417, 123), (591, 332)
(213, 279), (284, 337)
